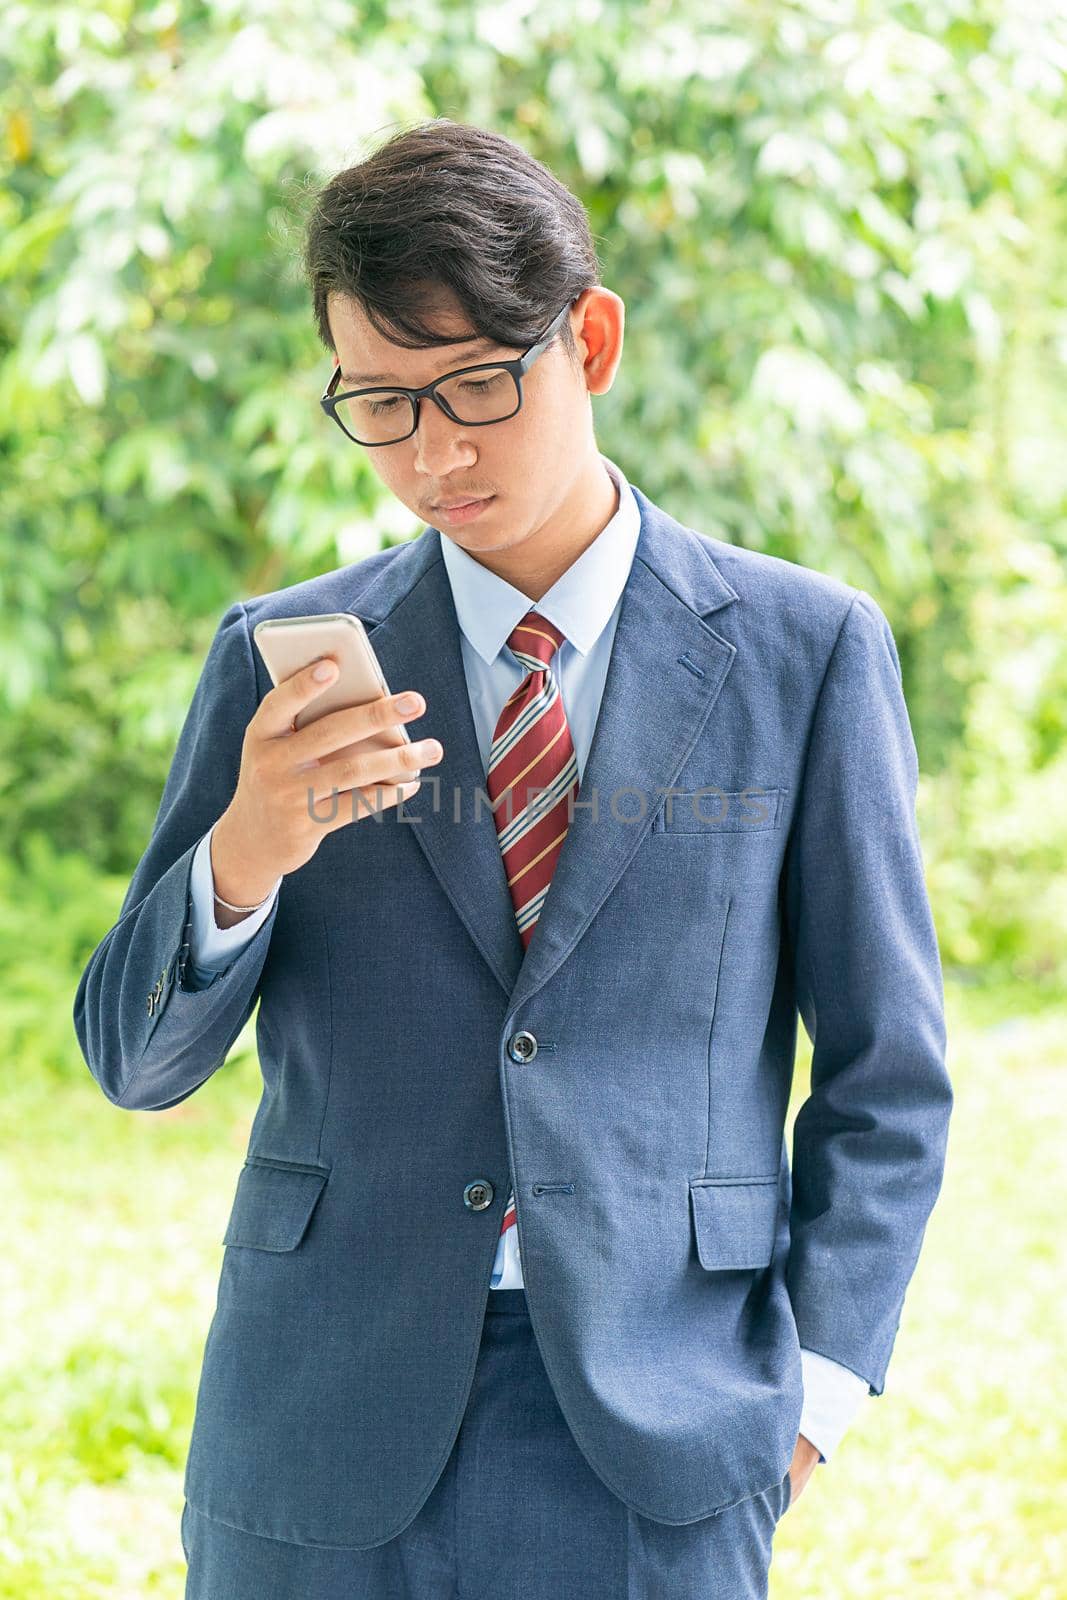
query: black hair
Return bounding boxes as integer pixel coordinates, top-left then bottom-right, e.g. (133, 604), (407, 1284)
(302, 118), (602, 371)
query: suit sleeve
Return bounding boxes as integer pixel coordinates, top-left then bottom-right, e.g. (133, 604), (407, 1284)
(783, 589), (954, 1397)
(72, 600), (280, 1110)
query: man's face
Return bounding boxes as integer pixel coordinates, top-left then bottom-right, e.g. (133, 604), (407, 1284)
(325, 287), (599, 559)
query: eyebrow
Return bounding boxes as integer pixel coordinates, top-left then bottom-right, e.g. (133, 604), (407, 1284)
(340, 339), (501, 386)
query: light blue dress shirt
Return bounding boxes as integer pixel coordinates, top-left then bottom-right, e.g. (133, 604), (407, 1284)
(184, 452), (868, 1461)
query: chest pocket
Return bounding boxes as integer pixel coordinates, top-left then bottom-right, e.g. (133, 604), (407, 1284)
(653, 786), (787, 833)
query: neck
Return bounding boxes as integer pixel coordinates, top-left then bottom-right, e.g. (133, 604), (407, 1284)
(456, 455), (620, 601)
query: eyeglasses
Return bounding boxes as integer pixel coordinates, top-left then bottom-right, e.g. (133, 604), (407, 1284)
(319, 296), (579, 446)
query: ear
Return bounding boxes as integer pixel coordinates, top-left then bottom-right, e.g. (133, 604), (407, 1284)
(572, 287), (624, 396)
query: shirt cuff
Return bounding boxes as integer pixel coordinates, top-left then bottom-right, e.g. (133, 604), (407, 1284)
(798, 1347), (870, 1464)
(188, 821), (281, 973)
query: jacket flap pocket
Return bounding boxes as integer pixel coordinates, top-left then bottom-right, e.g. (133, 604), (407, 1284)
(223, 1159), (330, 1252)
(690, 1177), (779, 1270)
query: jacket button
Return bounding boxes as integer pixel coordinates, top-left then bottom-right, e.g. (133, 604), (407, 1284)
(464, 1180), (495, 1211)
(507, 1030), (538, 1063)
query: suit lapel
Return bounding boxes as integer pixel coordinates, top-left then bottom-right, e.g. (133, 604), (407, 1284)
(347, 486), (740, 1010)
(354, 546), (527, 997)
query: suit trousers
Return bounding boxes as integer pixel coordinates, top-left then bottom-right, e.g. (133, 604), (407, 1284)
(181, 1287), (792, 1599)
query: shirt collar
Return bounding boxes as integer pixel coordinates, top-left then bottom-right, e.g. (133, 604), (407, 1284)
(438, 454), (641, 666)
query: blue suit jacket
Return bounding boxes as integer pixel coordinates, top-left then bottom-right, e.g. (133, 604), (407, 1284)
(74, 482), (953, 1548)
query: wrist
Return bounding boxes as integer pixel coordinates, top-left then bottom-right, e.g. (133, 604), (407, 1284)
(210, 810), (279, 916)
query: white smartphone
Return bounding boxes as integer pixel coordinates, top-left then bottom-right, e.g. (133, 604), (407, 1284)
(252, 612), (419, 776)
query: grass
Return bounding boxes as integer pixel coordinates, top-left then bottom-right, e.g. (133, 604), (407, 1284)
(1, 979), (1064, 1598)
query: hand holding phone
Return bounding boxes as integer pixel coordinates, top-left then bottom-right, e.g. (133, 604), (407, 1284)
(210, 613), (444, 908)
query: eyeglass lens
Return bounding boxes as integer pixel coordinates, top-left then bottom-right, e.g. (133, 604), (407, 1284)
(335, 368), (521, 444)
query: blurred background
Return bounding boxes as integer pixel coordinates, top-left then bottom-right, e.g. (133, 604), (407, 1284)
(2, 1), (1065, 1595)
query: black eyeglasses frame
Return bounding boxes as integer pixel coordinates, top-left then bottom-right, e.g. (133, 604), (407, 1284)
(319, 296), (579, 446)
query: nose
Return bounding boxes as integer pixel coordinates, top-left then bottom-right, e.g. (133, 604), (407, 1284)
(411, 393), (477, 476)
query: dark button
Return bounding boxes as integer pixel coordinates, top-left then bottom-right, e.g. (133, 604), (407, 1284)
(464, 1180), (495, 1211)
(507, 1030), (538, 1063)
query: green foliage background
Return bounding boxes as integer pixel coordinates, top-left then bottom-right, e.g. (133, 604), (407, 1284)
(4, 0), (1067, 1020)
(2, 1), (1066, 1595)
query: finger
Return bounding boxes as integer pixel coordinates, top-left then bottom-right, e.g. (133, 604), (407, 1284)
(258, 655), (340, 740)
(290, 689), (425, 764)
(305, 778), (423, 834)
(302, 735), (440, 804)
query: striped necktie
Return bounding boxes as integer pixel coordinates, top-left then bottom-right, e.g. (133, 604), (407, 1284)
(487, 610), (579, 1250)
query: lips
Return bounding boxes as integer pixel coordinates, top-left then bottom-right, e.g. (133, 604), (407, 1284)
(434, 498), (488, 510)
(431, 495), (496, 526)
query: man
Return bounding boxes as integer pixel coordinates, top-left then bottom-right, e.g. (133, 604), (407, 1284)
(74, 120), (953, 1599)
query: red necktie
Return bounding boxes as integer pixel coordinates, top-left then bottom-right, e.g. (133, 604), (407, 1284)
(487, 610), (579, 1248)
